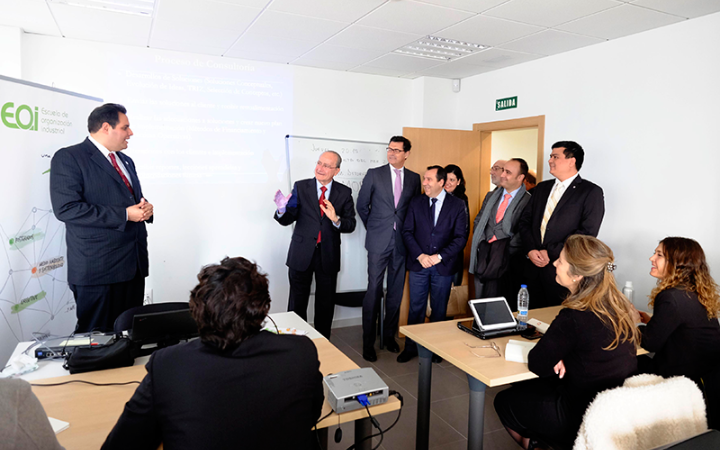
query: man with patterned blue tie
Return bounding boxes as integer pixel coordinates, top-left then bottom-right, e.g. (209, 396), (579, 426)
(398, 165), (468, 363)
(51, 103), (153, 333)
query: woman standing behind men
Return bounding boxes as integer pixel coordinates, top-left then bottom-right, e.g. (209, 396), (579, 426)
(634, 237), (720, 384)
(494, 235), (638, 450)
(444, 164), (469, 286)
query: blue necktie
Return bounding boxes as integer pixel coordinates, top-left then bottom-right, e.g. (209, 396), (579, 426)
(430, 197), (437, 228)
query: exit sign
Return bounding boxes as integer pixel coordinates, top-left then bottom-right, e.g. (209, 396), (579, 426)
(496, 96), (517, 111)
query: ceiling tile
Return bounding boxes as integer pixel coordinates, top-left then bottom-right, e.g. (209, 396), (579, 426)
(325, 25), (421, 52)
(358, 1), (474, 35)
(417, 61), (496, 78)
(630, 0), (720, 19)
(48, 3), (151, 47)
(226, 34), (319, 58)
(364, 53), (444, 72)
(297, 44), (387, 65)
(499, 29), (605, 56)
(246, 10), (348, 42)
(215, 0), (272, 7)
(349, 66), (409, 77)
(413, 0), (509, 14)
(557, 3), (684, 39)
(0, 0), (61, 36)
(459, 47), (541, 67)
(269, 0), (386, 23)
(151, 0), (261, 48)
(437, 15), (543, 47)
(292, 58), (357, 71)
(484, 0), (621, 27)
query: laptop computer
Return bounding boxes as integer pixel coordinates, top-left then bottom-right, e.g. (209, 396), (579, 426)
(457, 297), (536, 340)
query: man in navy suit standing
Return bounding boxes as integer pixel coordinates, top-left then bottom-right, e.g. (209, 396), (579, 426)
(51, 104), (153, 333)
(518, 141), (605, 307)
(398, 166), (468, 363)
(273, 151), (356, 339)
(356, 136), (421, 362)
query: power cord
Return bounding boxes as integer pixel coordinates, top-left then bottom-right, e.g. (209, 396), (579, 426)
(345, 390), (404, 450)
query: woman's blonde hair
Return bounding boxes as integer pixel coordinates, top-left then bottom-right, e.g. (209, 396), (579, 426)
(649, 237), (720, 319)
(561, 235), (639, 350)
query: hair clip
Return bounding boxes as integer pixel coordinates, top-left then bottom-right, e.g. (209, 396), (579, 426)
(607, 262), (617, 272)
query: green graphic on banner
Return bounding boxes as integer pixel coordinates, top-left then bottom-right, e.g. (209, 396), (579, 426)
(9, 229), (45, 250)
(12, 291), (47, 314)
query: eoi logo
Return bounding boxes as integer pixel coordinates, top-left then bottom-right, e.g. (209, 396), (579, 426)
(1, 102), (39, 131)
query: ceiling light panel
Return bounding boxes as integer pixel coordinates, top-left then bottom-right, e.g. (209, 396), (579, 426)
(47, 0), (155, 16)
(395, 36), (487, 61)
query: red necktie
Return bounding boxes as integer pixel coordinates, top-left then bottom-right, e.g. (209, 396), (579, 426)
(488, 193), (511, 243)
(109, 153), (134, 195)
(317, 186), (327, 244)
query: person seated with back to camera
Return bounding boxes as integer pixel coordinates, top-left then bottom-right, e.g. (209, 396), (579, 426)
(102, 257), (324, 450)
(631, 237), (720, 385)
(494, 235), (638, 450)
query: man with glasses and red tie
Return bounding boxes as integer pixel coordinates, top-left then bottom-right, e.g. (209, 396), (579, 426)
(51, 103), (153, 333)
(273, 151), (356, 339)
(357, 136), (421, 362)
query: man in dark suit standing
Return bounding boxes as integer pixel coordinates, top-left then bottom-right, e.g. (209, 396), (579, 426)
(273, 151), (356, 339)
(356, 136), (421, 362)
(398, 166), (468, 363)
(469, 158), (532, 305)
(50, 103), (153, 333)
(518, 141), (605, 307)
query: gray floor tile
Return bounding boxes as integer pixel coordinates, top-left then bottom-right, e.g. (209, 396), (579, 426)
(483, 428), (521, 450)
(393, 365), (470, 403)
(430, 439), (469, 450)
(373, 406), (465, 450)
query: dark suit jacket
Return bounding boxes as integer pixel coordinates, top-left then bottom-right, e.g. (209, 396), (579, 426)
(518, 175), (604, 262)
(102, 332), (324, 450)
(402, 193), (468, 276)
(50, 138), (151, 286)
(274, 178), (356, 273)
(356, 164), (421, 254)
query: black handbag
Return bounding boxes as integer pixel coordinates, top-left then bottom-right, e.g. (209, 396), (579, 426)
(475, 238), (510, 282)
(64, 338), (136, 374)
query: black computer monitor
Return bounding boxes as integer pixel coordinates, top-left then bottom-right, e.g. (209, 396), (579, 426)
(130, 309), (199, 352)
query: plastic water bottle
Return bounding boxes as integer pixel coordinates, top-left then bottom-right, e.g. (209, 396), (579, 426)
(622, 281), (634, 303)
(517, 285), (529, 330)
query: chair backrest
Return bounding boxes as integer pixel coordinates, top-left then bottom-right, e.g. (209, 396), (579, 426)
(113, 302), (192, 334)
(574, 374), (708, 450)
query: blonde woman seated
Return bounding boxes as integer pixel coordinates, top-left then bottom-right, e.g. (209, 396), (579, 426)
(634, 237), (720, 385)
(494, 235), (638, 450)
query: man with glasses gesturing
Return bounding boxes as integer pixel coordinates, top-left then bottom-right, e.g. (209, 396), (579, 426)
(273, 151), (356, 339)
(357, 136), (421, 362)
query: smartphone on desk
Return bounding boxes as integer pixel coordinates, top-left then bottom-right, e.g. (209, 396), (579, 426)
(520, 327), (543, 340)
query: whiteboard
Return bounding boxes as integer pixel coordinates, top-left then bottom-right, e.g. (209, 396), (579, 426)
(285, 135), (386, 292)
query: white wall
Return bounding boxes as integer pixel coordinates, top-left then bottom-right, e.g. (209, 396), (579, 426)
(491, 128), (539, 191)
(19, 34), (417, 326)
(451, 12), (720, 310)
(0, 26), (22, 78)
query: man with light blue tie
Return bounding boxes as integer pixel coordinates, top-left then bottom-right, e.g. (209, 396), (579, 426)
(357, 136), (421, 362)
(398, 166), (468, 363)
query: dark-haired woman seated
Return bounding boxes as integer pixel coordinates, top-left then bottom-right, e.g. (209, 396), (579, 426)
(102, 257), (324, 450)
(494, 235), (638, 450)
(633, 237), (720, 384)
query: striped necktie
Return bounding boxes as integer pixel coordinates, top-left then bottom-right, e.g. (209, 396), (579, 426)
(540, 183), (565, 243)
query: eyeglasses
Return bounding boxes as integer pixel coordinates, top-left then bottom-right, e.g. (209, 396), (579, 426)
(316, 161), (337, 170)
(465, 341), (501, 358)
(386, 147), (405, 154)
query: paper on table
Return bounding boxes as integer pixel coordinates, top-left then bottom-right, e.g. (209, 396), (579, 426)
(505, 339), (537, 363)
(48, 417), (69, 434)
(527, 318), (549, 334)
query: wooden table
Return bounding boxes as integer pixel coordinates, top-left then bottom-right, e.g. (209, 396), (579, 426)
(28, 313), (400, 450)
(400, 306), (562, 450)
(401, 306), (647, 450)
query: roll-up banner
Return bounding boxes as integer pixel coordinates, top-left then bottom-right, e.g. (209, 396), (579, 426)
(0, 75), (101, 364)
